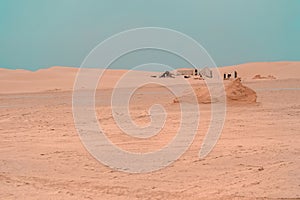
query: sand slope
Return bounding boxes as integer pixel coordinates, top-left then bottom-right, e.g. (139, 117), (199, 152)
(219, 61), (300, 80)
(0, 62), (300, 199)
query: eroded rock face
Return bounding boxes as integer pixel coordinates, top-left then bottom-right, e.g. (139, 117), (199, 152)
(225, 78), (257, 103)
(174, 78), (257, 104)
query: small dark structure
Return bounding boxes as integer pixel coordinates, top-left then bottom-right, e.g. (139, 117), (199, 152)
(224, 70), (238, 80)
(159, 71), (175, 78)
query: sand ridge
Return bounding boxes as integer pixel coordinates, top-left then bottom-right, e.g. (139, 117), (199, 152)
(0, 62), (299, 94)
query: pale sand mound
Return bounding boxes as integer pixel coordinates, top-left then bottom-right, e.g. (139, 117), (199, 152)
(252, 74), (276, 80)
(174, 78), (257, 104)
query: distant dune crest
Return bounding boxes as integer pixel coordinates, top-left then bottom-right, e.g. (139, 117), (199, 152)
(0, 62), (299, 94)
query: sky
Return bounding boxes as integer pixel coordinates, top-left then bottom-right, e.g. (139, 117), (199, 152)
(0, 0), (299, 70)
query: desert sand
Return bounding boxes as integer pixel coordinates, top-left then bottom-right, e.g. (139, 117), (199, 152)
(0, 62), (299, 199)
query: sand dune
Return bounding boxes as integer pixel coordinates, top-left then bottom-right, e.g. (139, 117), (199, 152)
(219, 61), (300, 80)
(0, 62), (299, 94)
(0, 66), (78, 94)
(0, 62), (300, 199)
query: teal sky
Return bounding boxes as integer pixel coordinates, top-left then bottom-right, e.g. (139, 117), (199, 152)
(0, 0), (299, 70)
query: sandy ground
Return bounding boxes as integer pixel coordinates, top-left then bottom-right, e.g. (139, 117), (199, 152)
(0, 62), (299, 199)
